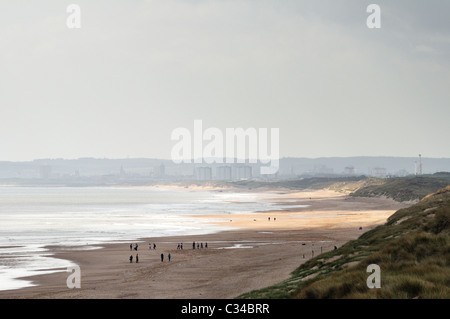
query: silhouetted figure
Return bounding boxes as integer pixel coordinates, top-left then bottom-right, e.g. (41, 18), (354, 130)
(161, 253), (164, 262)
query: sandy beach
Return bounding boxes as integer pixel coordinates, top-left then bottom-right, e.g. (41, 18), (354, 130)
(0, 189), (409, 299)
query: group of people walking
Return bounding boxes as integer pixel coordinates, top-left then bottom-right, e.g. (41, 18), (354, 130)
(129, 243), (174, 263)
(129, 240), (207, 264)
(129, 254), (138, 263)
(192, 241), (207, 249)
(176, 241), (208, 249)
(129, 242), (157, 251)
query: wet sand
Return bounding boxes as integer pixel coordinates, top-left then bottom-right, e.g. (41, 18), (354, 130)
(0, 190), (408, 299)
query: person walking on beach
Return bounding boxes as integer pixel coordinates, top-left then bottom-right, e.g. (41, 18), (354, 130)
(153, 243), (156, 250)
(193, 241), (195, 249)
(205, 242), (208, 249)
(136, 254), (139, 263)
(161, 253), (164, 262)
(130, 244), (132, 251)
(168, 253), (171, 262)
(129, 255), (133, 263)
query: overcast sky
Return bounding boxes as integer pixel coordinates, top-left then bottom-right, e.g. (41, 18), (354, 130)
(1, 0), (449, 161)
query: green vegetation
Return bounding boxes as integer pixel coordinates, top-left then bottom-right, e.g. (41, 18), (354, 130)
(194, 176), (369, 191)
(349, 173), (450, 202)
(239, 186), (450, 299)
(189, 173), (450, 203)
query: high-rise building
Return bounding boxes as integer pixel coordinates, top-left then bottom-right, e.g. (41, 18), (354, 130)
(195, 167), (212, 181)
(216, 166), (232, 180)
(234, 165), (252, 180)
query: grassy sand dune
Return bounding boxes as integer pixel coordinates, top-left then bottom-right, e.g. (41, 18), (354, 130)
(240, 186), (450, 299)
(349, 173), (450, 202)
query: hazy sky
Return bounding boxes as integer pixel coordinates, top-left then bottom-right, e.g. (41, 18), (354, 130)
(1, 0), (449, 161)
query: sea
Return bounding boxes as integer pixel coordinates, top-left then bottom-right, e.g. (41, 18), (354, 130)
(0, 186), (305, 291)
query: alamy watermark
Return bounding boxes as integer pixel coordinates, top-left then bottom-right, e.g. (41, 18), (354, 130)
(65, 4), (379, 30)
(366, 4), (381, 29)
(66, 265), (81, 289)
(366, 264), (381, 289)
(66, 4), (81, 29)
(171, 120), (279, 175)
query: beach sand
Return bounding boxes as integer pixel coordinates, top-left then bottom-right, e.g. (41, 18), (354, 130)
(0, 189), (409, 299)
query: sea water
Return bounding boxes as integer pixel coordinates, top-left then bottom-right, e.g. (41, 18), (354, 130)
(0, 186), (306, 291)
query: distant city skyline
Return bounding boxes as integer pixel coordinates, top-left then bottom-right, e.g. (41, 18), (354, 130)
(1, 1), (449, 161)
(1, 156), (450, 181)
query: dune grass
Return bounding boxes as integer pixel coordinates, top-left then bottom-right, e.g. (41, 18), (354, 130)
(349, 174), (450, 202)
(239, 186), (450, 299)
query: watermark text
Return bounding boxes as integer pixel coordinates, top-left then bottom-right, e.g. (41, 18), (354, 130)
(171, 120), (279, 175)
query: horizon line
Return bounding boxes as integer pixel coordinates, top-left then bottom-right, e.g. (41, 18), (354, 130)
(1, 155), (448, 163)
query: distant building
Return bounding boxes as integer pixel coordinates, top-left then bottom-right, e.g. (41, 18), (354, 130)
(216, 166), (232, 180)
(395, 169), (409, 177)
(371, 167), (386, 178)
(343, 166), (355, 175)
(415, 154), (423, 176)
(195, 167), (212, 181)
(234, 165), (252, 180)
(313, 164), (333, 175)
(153, 163), (165, 178)
(39, 165), (52, 179)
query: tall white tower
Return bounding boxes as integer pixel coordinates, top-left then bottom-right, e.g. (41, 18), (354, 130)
(415, 154), (423, 175)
